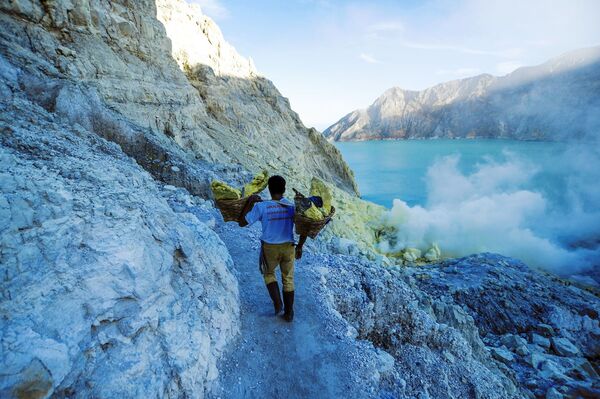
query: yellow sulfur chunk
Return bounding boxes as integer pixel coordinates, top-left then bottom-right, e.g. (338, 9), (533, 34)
(403, 248), (422, 262)
(244, 169), (269, 197)
(211, 180), (241, 200)
(310, 177), (333, 215)
(424, 243), (441, 262)
(303, 203), (324, 221)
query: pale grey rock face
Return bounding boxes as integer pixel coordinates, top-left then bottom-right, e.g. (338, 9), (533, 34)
(0, 0), (357, 396)
(0, 84), (239, 397)
(156, 0), (257, 79)
(0, 0), (357, 195)
(550, 337), (580, 357)
(320, 254), (521, 399)
(325, 46), (600, 141)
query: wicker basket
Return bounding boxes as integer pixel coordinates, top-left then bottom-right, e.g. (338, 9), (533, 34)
(295, 206), (335, 239)
(215, 197), (248, 222)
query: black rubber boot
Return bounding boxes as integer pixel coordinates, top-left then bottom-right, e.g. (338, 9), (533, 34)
(281, 290), (294, 322)
(266, 282), (283, 315)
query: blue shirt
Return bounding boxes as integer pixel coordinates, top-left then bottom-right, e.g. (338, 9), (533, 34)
(245, 198), (295, 244)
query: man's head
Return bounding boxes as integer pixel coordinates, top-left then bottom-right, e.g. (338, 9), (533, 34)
(268, 175), (286, 197)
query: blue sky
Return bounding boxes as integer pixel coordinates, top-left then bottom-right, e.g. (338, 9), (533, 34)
(189, 0), (600, 130)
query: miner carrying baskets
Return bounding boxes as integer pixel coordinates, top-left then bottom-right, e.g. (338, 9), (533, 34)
(212, 173), (334, 322)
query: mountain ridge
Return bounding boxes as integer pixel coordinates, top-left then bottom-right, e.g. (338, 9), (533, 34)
(324, 46), (600, 141)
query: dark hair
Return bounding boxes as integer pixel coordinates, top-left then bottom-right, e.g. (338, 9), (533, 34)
(268, 175), (286, 195)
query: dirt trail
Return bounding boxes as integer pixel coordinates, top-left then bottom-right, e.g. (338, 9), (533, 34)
(210, 222), (379, 399)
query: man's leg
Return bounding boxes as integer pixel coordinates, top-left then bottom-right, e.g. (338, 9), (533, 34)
(262, 244), (282, 315)
(279, 243), (295, 322)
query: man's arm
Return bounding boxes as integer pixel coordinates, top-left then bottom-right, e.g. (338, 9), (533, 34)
(295, 235), (307, 259)
(238, 195), (262, 227)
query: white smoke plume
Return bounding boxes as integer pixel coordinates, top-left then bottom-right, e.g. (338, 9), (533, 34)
(377, 144), (600, 281)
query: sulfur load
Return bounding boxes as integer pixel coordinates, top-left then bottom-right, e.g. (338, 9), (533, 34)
(310, 177), (332, 216)
(244, 169), (269, 197)
(211, 180), (241, 200)
(303, 203), (325, 220)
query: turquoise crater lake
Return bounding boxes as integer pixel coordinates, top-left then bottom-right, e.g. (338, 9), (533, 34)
(335, 139), (564, 208)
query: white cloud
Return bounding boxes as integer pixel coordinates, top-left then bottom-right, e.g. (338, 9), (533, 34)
(364, 21), (405, 40)
(359, 53), (382, 64)
(188, 0), (228, 19)
(496, 61), (523, 75)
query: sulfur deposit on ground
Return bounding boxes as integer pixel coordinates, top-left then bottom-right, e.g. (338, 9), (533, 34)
(1, 1), (599, 398)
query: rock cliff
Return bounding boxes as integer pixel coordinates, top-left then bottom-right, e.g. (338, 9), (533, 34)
(0, 0), (357, 194)
(0, 0), (357, 396)
(1, 82), (239, 397)
(325, 46), (600, 141)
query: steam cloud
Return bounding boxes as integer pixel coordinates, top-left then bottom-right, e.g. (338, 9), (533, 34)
(378, 144), (600, 282)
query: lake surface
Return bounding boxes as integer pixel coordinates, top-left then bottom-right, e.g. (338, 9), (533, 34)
(336, 139), (564, 208)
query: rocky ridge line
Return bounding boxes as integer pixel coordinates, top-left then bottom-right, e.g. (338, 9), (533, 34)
(324, 46), (600, 141)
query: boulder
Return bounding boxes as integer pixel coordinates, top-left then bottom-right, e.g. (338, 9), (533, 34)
(491, 347), (515, 364)
(531, 333), (551, 349)
(403, 247), (422, 262)
(375, 349), (395, 374)
(515, 345), (530, 356)
(501, 334), (527, 349)
(550, 337), (580, 357)
(526, 353), (548, 369)
(537, 324), (555, 337)
(539, 360), (568, 382)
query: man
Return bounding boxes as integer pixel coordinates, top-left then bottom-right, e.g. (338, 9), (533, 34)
(238, 175), (307, 322)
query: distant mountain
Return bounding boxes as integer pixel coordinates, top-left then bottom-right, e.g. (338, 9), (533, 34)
(324, 46), (600, 141)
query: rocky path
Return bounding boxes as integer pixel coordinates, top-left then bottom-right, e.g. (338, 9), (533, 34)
(209, 222), (381, 399)
(205, 210), (600, 399)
